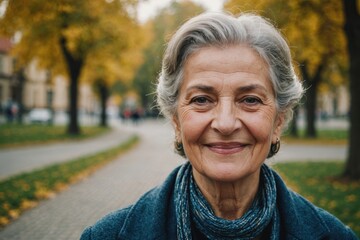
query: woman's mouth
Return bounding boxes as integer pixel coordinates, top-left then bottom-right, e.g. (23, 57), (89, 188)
(205, 142), (247, 155)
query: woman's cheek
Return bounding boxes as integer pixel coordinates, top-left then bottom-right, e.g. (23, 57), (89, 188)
(242, 112), (275, 139)
(180, 110), (210, 141)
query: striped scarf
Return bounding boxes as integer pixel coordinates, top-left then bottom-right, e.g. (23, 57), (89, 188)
(174, 162), (279, 240)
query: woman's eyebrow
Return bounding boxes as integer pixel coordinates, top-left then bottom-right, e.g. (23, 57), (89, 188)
(185, 84), (217, 94)
(235, 84), (268, 94)
(184, 83), (269, 96)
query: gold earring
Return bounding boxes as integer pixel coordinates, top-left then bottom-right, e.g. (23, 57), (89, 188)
(270, 138), (280, 155)
(174, 141), (183, 152)
(174, 141), (186, 157)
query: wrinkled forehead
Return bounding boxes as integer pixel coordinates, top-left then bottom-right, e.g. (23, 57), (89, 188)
(180, 44), (273, 92)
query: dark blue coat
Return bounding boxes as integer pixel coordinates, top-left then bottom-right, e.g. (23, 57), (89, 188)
(80, 165), (358, 240)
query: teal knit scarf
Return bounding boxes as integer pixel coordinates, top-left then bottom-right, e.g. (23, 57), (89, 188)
(174, 162), (280, 240)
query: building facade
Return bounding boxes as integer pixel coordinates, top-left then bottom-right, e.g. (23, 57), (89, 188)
(0, 38), (13, 113)
(0, 37), (99, 123)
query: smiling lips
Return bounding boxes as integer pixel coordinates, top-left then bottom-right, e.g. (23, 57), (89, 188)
(205, 142), (248, 155)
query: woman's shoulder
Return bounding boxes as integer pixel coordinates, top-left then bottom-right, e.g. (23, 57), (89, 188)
(314, 206), (358, 239)
(80, 165), (182, 240)
(290, 190), (357, 238)
(272, 169), (358, 239)
(80, 206), (132, 240)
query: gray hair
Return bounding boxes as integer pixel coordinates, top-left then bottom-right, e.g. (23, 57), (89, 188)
(157, 11), (303, 128)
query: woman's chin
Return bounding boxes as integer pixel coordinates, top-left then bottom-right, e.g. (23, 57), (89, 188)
(202, 163), (254, 183)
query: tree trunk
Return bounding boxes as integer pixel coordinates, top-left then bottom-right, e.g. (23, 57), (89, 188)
(16, 68), (25, 124)
(97, 81), (109, 127)
(59, 36), (83, 135)
(343, 0), (360, 180)
(300, 62), (324, 138)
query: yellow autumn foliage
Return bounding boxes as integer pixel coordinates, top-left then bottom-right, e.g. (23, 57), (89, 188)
(225, 0), (347, 88)
(0, 0), (144, 88)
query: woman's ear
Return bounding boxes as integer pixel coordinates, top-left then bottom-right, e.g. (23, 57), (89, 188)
(273, 113), (285, 142)
(172, 115), (181, 142)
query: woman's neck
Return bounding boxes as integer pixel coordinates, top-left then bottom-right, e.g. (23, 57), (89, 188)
(192, 169), (261, 220)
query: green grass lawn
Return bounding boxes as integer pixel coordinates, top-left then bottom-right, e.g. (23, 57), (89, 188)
(0, 135), (139, 227)
(273, 161), (360, 237)
(0, 124), (109, 148)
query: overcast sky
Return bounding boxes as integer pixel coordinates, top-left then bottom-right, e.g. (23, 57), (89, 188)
(137, 0), (225, 23)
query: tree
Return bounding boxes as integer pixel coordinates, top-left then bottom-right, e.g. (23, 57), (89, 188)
(80, 7), (144, 127)
(225, 0), (346, 138)
(84, 46), (144, 127)
(342, 0), (360, 179)
(14, 67), (25, 124)
(0, 0), (140, 134)
(132, 1), (204, 112)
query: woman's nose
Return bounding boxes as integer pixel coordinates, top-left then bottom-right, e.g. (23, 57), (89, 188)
(211, 100), (241, 135)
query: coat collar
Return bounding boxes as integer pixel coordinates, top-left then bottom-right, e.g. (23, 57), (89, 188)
(117, 165), (332, 240)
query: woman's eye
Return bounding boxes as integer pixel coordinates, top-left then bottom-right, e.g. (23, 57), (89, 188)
(190, 96), (211, 105)
(243, 97), (262, 105)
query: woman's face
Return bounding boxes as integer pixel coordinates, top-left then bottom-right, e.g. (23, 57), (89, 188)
(173, 45), (284, 183)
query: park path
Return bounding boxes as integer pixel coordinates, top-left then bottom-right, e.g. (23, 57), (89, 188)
(0, 119), (347, 239)
(0, 119), (184, 240)
(0, 127), (133, 180)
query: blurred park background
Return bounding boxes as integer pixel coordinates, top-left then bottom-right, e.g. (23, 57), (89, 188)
(0, 0), (360, 238)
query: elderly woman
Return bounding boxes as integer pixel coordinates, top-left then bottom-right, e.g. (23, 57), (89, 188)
(80, 12), (357, 239)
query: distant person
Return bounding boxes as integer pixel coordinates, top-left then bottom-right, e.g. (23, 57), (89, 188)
(80, 12), (357, 239)
(5, 104), (13, 122)
(122, 108), (132, 124)
(131, 108), (140, 125)
(5, 100), (17, 123)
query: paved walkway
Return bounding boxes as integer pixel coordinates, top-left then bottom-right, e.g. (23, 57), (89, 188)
(0, 119), (347, 239)
(0, 119), (185, 240)
(0, 127), (133, 180)
(272, 143), (347, 163)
